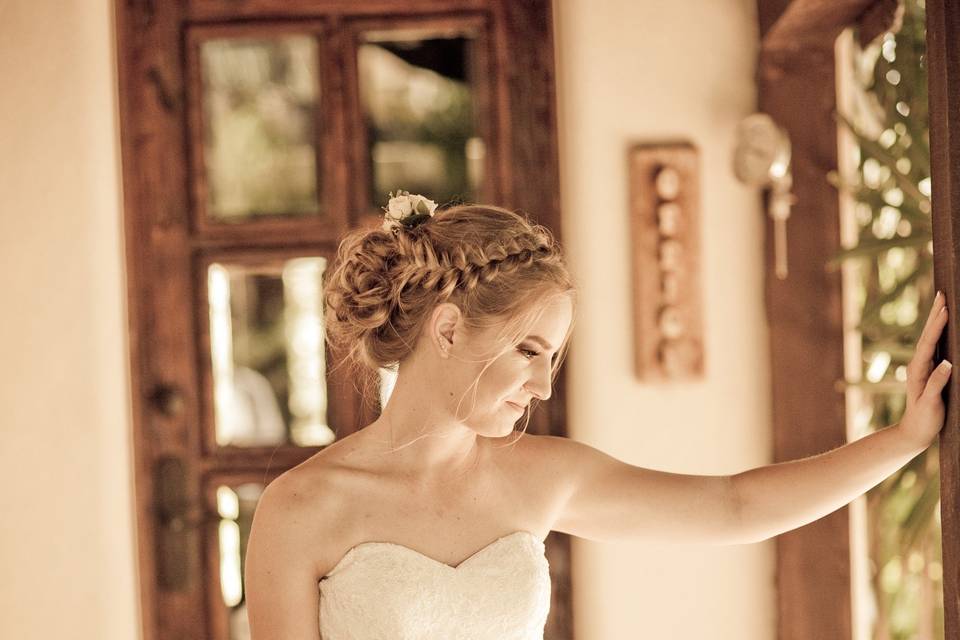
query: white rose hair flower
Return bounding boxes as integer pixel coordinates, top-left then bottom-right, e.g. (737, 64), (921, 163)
(381, 190), (439, 232)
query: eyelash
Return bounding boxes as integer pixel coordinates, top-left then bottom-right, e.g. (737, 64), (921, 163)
(519, 347), (559, 366)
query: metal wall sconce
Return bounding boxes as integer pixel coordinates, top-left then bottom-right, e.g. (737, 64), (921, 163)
(733, 113), (796, 280)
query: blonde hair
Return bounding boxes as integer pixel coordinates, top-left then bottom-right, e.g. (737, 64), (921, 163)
(323, 203), (577, 427)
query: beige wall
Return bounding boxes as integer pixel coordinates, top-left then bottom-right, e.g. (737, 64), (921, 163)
(0, 1), (140, 639)
(553, 0), (775, 638)
(0, 0), (771, 638)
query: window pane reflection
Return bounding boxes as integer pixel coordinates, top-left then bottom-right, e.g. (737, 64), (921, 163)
(201, 36), (321, 221)
(217, 482), (263, 640)
(208, 258), (335, 447)
(359, 28), (484, 207)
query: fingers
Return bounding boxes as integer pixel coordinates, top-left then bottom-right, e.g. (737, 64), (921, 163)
(915, 294), (948, 363)
(919, 291), (947, 341)
(922, 358), (953, 400)
(907, 292), (949, 401)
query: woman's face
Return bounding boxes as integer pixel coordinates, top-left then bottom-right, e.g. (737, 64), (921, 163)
(452, 295), (573, 437)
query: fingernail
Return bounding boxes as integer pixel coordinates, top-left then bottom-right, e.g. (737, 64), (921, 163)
(936, 290), (943, 302)
(941, 360), (953, 371)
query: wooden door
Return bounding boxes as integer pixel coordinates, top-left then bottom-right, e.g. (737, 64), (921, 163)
(114, 1), (573, 638)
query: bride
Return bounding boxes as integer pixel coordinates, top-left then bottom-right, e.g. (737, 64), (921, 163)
(244, 194), (951, 640)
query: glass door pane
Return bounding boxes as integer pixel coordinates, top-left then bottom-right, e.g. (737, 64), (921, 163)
(357, 25), (486, 209)
(204, 256), (335, 448)
(194, 32), (323, 223)
(205, 479), (267, 640)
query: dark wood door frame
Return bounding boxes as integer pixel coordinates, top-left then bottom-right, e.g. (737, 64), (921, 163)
(114, 1), (573, 638)
(757, 0), (958, 638)
(926, 0), (960, 634)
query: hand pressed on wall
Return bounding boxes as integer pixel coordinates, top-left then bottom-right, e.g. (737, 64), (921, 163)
(898, 291), (952, 450)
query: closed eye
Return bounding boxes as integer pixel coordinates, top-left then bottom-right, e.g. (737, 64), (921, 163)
(519, 347), (560, 366)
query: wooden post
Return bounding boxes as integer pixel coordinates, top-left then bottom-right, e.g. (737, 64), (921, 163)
(925, 0), (960, 635)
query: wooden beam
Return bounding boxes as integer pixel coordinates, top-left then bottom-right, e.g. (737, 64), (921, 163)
(756, 1), (865, 637)
(925, 0), (960, 635)
(758, 61), (851, 639)
(762, 0), (875, 55)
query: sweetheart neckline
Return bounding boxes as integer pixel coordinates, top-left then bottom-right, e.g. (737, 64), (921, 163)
(321, 530), (543, 578)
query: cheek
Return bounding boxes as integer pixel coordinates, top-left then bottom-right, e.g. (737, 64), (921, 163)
(453, 356), (524, 413)
(451, 366), (508, 407)
(481, 361), (523, 393)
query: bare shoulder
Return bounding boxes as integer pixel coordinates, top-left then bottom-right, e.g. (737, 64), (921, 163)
(251, 460), (348, 574)
(503, 432), (595, 468)
(250, 438), (370, 579)
(244, 453), (357, 639)
(487, 433), (588, 512)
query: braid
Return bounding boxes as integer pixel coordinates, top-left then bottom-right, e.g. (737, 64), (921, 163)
(394, 230), (554, 298)
(323, 203), (575, 375)
(468, 235), (553, 289)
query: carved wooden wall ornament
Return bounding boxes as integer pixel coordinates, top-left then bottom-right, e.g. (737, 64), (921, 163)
(628, 142), (704, 381)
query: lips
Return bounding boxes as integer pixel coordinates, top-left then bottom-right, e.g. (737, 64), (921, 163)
(506, 401), (525, 413)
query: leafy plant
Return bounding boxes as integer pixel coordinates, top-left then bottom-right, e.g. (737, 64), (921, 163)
(832, 1), (943, 638)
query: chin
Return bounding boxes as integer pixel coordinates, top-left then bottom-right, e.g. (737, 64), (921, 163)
(500, 422), (520, 436)
(469, 416), (520, 438)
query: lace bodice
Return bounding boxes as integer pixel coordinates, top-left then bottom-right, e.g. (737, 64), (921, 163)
(318, 530), (551, 640)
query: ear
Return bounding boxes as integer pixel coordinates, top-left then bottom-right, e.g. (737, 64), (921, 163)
(431, 303), (463, 357)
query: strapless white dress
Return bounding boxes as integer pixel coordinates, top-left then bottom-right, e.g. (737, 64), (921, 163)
(318, 530), (551, 640)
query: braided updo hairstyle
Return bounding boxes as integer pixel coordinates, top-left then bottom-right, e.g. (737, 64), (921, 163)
(323, 203), (576, 399)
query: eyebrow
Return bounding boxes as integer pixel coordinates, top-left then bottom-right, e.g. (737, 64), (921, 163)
(525, 335), (555, 351)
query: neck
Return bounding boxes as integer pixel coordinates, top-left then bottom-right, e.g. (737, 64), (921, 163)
(360, 364), (484, 484)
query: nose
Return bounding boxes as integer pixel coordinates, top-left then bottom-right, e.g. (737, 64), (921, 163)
(524, 360), (553, 402)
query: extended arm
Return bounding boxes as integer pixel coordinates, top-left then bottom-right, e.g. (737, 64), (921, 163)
(551, 295), (949, 546)
(731, 423), (924, 543)
(732, 292), (951, 543)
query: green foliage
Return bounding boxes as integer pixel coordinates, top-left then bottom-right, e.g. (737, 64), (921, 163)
(833, 1), (943, 638)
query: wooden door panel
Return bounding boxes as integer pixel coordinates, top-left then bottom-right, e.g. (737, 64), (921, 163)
(116, 1), (572, 638)
(186, 0), (489, 22)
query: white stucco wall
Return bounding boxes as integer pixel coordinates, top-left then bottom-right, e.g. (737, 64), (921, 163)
(0, 1), (141, 639)
(553, 0), (775, 638)
(0, 0), (772, 637)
